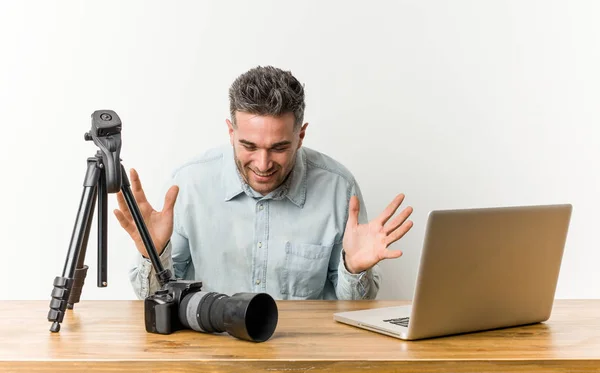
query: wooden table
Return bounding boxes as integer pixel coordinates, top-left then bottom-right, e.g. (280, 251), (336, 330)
(1, 300), (599, 372)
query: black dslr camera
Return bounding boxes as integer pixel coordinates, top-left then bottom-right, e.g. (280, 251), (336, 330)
(145, 279), (279, 342)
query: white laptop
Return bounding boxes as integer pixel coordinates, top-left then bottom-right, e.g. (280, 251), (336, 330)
(334, 204), (572, 340)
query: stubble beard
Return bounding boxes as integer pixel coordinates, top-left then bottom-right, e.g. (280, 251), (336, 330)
(233, 148), (297, 195)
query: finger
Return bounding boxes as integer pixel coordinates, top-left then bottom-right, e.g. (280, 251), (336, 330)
(382, 249), (403, 260)
(384, 220), (414, 246)
(113, 209), (136, 236)
(162, 185), (179, 215)
(346, 195), (360, 228)
(116, 191), (133, 221)
(383, 206), (414, 235)
(376, 193), (405, 226)
(129, 168), (149, 205)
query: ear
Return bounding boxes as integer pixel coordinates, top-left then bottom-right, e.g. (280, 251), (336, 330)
(297, 122), (309, 148)
(226, 119), (235, 145)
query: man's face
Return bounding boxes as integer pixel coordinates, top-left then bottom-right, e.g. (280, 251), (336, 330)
(227, 111), (307, 195)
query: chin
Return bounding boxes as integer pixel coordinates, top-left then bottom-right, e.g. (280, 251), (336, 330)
(251, 184), (276, 194)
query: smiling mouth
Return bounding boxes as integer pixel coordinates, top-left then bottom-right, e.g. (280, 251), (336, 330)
(251, 169), (277, 178)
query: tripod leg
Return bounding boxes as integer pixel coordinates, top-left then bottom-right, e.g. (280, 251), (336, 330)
(119, 164), (172, 285)
(48, 157), (101, 332)
(67, 181), (96, 309)
(97, 167), (108, 287)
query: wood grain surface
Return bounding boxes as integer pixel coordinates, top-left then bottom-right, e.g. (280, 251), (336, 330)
(1, 300), (599, 372)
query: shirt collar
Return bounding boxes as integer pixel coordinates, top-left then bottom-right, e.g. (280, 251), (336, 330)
(221, 146), (307, 208)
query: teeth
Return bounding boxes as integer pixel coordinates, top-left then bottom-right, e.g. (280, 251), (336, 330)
(254, 170), (275, 177)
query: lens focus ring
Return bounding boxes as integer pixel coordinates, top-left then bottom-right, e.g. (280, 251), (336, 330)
(183, 291), (210, 332)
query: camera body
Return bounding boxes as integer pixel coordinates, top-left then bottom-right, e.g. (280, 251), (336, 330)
(144, 280), (203, 334)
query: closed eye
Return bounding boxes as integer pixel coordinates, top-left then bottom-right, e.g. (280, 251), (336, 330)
(239, 140), (290, 152)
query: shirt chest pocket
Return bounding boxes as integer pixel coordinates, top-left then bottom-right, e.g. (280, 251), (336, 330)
(279, 242), (332, 299)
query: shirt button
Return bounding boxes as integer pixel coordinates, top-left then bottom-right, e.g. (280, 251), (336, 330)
(258, 204), (264, 210)
(255, 279), (261, 285)
(258, 242), (262, 248)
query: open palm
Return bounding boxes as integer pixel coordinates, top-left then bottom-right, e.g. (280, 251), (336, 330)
(342, 194), (413, 274)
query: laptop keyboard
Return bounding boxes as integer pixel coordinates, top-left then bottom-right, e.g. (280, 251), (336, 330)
(383, 317), (410, 327)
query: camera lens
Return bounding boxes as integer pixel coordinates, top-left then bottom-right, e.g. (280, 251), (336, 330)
(179, 291), (278, 342)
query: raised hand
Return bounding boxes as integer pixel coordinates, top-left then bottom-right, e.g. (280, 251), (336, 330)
(342, 193), (413, 274)
(113, 168), (179, 258)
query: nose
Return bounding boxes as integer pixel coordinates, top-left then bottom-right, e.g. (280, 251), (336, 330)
(255, 149), (273, 172)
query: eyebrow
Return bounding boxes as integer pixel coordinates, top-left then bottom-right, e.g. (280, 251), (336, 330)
(239, 140), (292, 148)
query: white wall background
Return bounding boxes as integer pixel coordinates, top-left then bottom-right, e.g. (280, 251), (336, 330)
(0, 0), (598, 301)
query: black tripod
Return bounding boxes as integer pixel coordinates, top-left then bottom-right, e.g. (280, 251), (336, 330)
(47, 110), (172, 332)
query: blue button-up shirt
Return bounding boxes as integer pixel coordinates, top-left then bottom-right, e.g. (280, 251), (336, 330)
(129, 144), (381, 300)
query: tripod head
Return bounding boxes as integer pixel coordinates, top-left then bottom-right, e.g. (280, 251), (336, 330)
(85, 110), (122, 193)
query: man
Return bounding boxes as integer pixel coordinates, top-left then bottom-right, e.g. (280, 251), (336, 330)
(118, 66), (413, 300)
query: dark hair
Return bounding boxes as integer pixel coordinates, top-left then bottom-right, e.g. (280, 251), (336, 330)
(228, 66), (305, 130)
